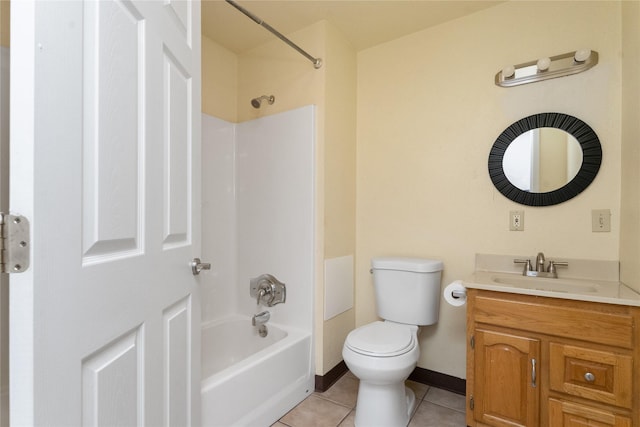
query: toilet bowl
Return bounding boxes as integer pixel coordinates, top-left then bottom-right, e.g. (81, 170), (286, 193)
(343, 321), (420, 427)
(342, 257), (443, 427)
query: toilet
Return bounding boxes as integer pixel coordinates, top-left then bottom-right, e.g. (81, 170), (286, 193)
(342, 257), (443, 427)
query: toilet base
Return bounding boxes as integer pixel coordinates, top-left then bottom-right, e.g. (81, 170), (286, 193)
(354, 383), (415, 427)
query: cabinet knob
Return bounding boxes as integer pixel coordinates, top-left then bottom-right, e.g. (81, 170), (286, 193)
(584, 372), (595, 383)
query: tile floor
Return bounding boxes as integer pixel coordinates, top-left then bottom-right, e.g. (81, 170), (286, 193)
(273, 371), (466, 427)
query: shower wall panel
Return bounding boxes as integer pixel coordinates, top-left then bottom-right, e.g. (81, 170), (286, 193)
(201, 114), (237, 321)
(235, 106), (315, 330)
(201, 106), (315, 332)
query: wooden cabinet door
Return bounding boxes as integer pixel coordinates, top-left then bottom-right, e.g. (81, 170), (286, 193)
(548, 399), (631, 427)
(474, 329), (541, 427)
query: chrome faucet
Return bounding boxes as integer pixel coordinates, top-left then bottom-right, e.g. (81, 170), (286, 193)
(514, 252), (568, 278)
(252, 310), (270, 326)
(252, 311), (270, 338)
(535, 252), (546, 272)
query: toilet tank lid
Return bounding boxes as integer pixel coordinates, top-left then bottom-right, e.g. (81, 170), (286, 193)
(371, 257), (443, 273)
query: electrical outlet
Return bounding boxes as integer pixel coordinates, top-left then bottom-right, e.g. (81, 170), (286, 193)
(510, 210), (524, 231)
(592, 209), (611, 232)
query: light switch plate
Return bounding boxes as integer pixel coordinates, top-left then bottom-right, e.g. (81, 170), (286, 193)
(592, 209), (611, 232)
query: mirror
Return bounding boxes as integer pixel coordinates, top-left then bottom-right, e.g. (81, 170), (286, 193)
(503, 128), (583, 192)
(489, 113), (602, 206)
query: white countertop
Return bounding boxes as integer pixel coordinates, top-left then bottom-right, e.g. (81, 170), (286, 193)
(463, 271), (640, 306)
(463, 254), (640, 307)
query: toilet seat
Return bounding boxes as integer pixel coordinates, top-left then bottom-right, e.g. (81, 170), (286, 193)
(345, 321), (416, 357)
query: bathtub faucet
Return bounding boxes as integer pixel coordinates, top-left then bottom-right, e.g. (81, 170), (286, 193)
(252, 310), (270, 326)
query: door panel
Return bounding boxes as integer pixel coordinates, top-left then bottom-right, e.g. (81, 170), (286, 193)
(82, 0), (145, 262)
(10, 1), (201, 425)
(162, 47), (192, 248)
(164, 296), (192, 427)
(82, 327), (143, 426)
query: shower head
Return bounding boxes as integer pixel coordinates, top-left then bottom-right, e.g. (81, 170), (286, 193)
(251, 95), (275, 109)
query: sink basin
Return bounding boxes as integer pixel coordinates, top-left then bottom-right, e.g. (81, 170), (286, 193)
(491, 275), (599, 293)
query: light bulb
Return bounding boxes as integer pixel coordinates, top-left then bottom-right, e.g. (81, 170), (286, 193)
(574, 48), (592, 62)
(502, 65), (515, 79)
(537, 57), (551, 71)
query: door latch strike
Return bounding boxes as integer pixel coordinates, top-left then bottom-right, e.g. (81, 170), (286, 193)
(0, 213), (30, 273)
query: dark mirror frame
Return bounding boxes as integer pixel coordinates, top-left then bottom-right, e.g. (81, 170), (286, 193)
(488, 112), (602, 206)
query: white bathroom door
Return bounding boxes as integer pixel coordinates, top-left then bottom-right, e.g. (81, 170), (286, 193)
(10, 1), (201, 425)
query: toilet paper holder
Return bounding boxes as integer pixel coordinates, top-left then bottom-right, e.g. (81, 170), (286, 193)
(451, 289), (466, 299)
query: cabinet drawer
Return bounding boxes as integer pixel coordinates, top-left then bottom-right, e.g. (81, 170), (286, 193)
(548, 398), (631, 427)
(473, 292), (635, 348)
(550, 342), (632, 409)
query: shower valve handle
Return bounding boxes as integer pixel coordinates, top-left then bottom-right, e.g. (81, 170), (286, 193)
(250, 274), (286, 307)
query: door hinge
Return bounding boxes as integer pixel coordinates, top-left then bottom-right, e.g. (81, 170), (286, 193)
(470, 335), (475, 349)
(470, 395), (474, 410)
(1, 213), (30, 273)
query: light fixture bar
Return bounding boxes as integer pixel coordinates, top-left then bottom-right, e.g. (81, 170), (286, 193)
(495, 49), (598, 88)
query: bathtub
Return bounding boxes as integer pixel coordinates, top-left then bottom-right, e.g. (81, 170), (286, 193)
(201, 316), (313, 427)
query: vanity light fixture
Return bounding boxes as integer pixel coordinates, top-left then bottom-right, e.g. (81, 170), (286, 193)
(495, 49), (598, 87)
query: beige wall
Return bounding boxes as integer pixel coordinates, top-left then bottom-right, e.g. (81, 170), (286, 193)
(202, 35), (237, 122)
(202, 0), (634, 381)
(320, 24), (357, 373)
(237, 22), (325, 122)
(620, 1), (640, 290)
(357, 1), (622, 379)
(203, 21), (357, 375)
(0, 1), (8, 48)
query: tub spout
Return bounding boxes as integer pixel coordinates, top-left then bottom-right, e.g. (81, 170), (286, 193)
(252, 310), (270, 326)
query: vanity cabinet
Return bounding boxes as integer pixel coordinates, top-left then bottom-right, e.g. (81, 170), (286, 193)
(466, 289), (640, 427)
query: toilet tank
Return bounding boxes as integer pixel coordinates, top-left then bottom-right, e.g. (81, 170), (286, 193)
(371, 257), (443, 326)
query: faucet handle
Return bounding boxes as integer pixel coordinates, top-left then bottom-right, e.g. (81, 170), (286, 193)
(547, 261), (568, 274)
(250, 274), (287, 307)
(514, 259), (533, 275)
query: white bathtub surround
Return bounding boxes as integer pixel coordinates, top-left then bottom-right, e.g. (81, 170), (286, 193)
(235, 106), (315, 330)
(201, 316), (312, 427)
(202, 115), (237, 319)
(324, 255), (354, 320)
(201, 106), (315, 426)
(201, 317), (287, 377)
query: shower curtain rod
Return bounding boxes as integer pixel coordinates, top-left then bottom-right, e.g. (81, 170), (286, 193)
(225, 0), (323, 69)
